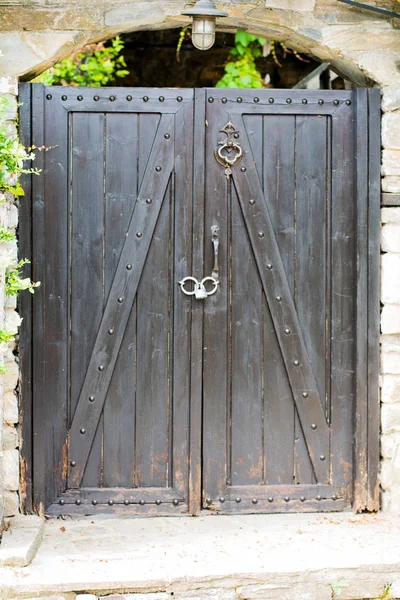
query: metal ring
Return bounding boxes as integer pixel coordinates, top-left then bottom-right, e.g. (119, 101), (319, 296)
(217, 143), (243, 166)
(178, 277), (199, 296)
(201, 277), (219, 296)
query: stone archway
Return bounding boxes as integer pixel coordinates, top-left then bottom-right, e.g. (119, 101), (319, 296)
(0, 0), (400, 523)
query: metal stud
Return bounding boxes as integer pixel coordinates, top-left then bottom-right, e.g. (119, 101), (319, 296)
(268, 497), (273, 503)
(276, 296), (282, 302)
(108, 328), (114, 335)
(143, 96), (149, 102)
(302, 392), (308, 398)
(252, 498), (258, 504)
(136, 232), (143, 238)
(89, 396), (95, 402)
(267, 264), (273, 270)
(118, 297), (124, 303)
(92, 500), (98, 506)
(173, 499), (180, 506)
(268, 98), (274, 104)
(300, 496), (306, 502)
(93, 96), (99, 102)
(320, 455), (326, 461)
(70, 460), (76, 467)
(318, 99), (324, 105)
(284, 328), (291, 335)
(108, 500), (114, 506)
(61, 95), (67, 101)
(206, 497), (212, 504)
(237, 97), (243, 103)
(221, 97), (227, 103)
(233, 133), (240, 139)
(80, 428), (86, 434)
(177, 96), (183, 102)
(156, 499), (162, 505)
(302, 99), (308, 104)
(126, 264), (132, 270)
(109, 95), (116, 102)
(59, 499), (65, 505)
(345, 99), (351, 106)
(126, 95), (132, 101)
(159, 96), (165, 102)
(241, 166), (246, 172)
(286, 98), (292, 104)
(219, 497), (225, 503)
(333, 99), (339, 105)
(258, 232), (265, 238)
(46, 94), (52, 100)
(139, 499), (145, 505)
(156, 166), (162, 172)
(208, 97), (214, 103)
(311, 423), (317, 430)
(254, 97), (260, 103)
(146, 198), (152, 204)
(77, 95), (83, 101)
(332, 494), (337, 500)
(284, 496), (290, 502)
(293, 359), (299, 366)
(124, 499), (130, 505)
(249, 199), (255, 205)
(235, 497), (241, 503)
(316, 495), (322, 501)
(98, 365), (104, 372)
(164, 133), (171, 139)
(76, 499), (82, 505)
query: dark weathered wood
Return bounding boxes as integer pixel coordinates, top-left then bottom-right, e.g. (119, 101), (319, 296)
(381, 192), (400, 206)
(367, 88), (381, 511)
(18, 83), (33, 513)
(69, 114), (175, 488)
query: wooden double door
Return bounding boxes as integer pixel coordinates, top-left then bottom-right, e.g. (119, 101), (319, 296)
(19, 85), (380, 516)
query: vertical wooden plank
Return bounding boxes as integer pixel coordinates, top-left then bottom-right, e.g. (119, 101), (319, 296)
(70, 112), (105, 488)
(135, 182), (171, 488)
(18, 83), (33, 513)
(32, 87), (69, 509)
(189, 89), (205, 514)
(263, 115), (296, 485)
(331, 102), (356, 503)
(202, 99), (230, 503)
(230, 187), (263, 485)
(367, 88), (381, 511)
(103, 113), (138, 488)
(172, 98), (193, 500)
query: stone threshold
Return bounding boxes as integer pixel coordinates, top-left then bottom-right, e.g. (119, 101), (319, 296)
(0, 512), (399, 599)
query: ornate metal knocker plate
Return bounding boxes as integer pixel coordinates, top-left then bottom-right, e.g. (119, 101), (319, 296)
(179, 276), (219, 300)
(214, 121), (242, 179)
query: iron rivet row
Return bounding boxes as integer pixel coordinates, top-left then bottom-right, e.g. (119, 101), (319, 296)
(254, 97), (260, 103)
(94, 96), (99, 101)
(76, 499), (82, 505)
(318, 99), (324, 105)
(276, 296), (282, 302)
(300, 496), (305, 502)
(284, 496), (290, 502)
(219, 497), (225, 503)
(92, 500), (98, 505)
(241, 166), (246, 172)
(126, 264), (132, 270)
(268, 497), (274, 502)
(302, 99), (308, 104)
(139, 499), (145, 505)
(46, 94), (52, 100)
(164, 133), (171, 139)
(98, 365), (104, 372)
(108, 500), (114, 506)
(118, 297), (124, 303)
(156, 499), (162, 505)
(293, 359), (299, 366)
(320, 455), (326, 461)
(316, 495), (322, 500)
(159, 96), (165, 102)
(252, 498), (258, 504)
(345, 100), (351, 106)
(108, 328), (114, 335)
(126, 95), (132, 101)
(59, 499), (65, 505)
(146, 198), (152, 204)
(136, 232), (143, 238)
(311, 423), (317, 429)
(267, 264), (273, 270)
(155, 166), (162, 172)
(237, 97), (243, 103)
(284, 328), (291, 335)
(124, 499), (130, 505)
(235, 497), (241, 503)
(233, 133), (240, 139)
(302, 392), (308, 398)
(206, 497), (212, 504)
(143, 96), (149, 102)
(208, 97), (214, 103)
(258, 232), (264, 238)
(77, 95), (83, 101)
(89, 395), (95, 402)
(173, 499), (180, 506)
(269, 98), (274, 104)
(222, 97), (227, 103)
(249, 199), (255, 205)
(80, 428), (86, 434)
(70, 460), (76, 467)
(110, 96), (116, 102)
(286, 98), (292, 104)
(177, 96), (183, 102)
(333, 99), (339, 105)
(332, 495), (337, 500)
(61, 95), (67, 101)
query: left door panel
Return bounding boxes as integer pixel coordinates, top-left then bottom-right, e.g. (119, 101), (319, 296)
(30, 86), (194, 515)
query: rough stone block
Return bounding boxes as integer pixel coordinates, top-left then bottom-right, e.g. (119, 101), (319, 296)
(104, 595), (170, 600)
(381, 432), (400, 458)
(2, 357), (19, 394)
(382, 150), (400, 177)
(380, 457), (394, 490)
(265, 0), (315, 10)
(382, 176), (400, 193)
(236, 583), (332, 599)
(381, 253), (400, 304)
(381, 350), (400, 374)
(4, 309), (22, 335)
(4, 491), (18, 517)
(3, 448), (19, 491)
(381, 374), (400, 403)
(0, 76), (18, 95)
(381, 223), (400, 252)
(382, 112), (400, 150)
(321, 24), (400, 52)
(354, 51), (400, 87)
(3, 391), (18, 424)
(381, 305), (400, 334)
(382, 207), (400, 223)
(3, 424), (18, 450)
(382, 84), (400, 112)
(173, 591), (237, 600)
(381, 403), (400, 433)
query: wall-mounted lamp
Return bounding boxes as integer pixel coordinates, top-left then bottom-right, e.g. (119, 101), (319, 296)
(181, 0), (228, 51)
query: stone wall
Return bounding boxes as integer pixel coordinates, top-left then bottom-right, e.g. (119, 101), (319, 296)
(0, 0), (399, 526)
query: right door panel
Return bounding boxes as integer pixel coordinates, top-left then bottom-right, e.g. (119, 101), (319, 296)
(202, 89), (355, 513)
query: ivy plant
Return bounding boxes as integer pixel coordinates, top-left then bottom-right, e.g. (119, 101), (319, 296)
(216, 31), (266, 88)
(6, 259), (40, 296)
(35, 36), (129, 87)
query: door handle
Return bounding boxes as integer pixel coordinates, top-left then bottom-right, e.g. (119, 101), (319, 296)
(178, 226), (220, 300)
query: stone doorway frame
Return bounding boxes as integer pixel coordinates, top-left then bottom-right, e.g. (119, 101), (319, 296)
(0, 0), (400, 523)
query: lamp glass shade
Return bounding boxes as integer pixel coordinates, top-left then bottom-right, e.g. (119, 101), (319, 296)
(191, 15), (216, 50)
